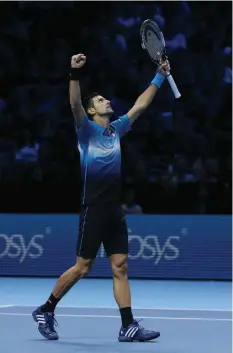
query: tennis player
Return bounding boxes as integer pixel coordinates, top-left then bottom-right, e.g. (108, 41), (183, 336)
(32, 53), (170, 342)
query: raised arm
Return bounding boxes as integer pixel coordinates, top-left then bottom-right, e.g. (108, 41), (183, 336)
(127, 60), (170, 124)
(69, 54), (87, 127)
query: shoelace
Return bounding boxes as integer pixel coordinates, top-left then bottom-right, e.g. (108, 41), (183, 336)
(46, 313), (58, 330)
(134, 319), (144, 330)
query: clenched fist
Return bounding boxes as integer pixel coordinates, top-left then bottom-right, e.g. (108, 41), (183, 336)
(71, 54), (86, 69)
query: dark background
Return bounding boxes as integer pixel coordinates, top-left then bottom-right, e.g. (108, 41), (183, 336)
(0, 1), (231, 214)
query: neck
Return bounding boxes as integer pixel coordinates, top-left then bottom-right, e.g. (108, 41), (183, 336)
(94, 115), (110, 128)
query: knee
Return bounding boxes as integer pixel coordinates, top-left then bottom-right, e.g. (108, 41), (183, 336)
(74, 258), (92, 278)
(111, 257), (128, 279)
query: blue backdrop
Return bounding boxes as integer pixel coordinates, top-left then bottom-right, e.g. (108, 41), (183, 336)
(0, 214), (231, 280)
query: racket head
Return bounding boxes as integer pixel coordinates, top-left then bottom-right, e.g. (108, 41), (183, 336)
(140, 19), (167, 65)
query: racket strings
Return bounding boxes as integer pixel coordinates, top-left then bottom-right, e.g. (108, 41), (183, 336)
(144, 35), (165, 63)
(142, 25), (165, 63)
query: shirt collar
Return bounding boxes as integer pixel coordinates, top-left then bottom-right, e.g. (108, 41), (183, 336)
(92, 121), (115, 135)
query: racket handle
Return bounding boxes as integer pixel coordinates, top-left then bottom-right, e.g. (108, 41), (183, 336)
(166, 72), (181, 99)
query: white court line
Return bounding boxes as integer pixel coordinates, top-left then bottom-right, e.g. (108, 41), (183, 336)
(0, 313), (231, 322)
(5, 305), (232, 312)
(0, 305), (14, 308)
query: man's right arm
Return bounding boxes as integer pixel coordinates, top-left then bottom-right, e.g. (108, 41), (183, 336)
(69, 54), (87, 128)
(69, 80), (86, 127)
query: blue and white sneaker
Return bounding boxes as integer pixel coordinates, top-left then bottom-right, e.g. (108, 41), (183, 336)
(118, 319), (160, 342)
(32, 307), (59, 340)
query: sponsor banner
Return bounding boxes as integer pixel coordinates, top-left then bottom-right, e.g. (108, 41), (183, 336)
(0, 214), (231, 279)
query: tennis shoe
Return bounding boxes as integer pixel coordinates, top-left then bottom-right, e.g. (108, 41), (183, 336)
(32, 307), (59, 340)
(118, 319), (160, 342)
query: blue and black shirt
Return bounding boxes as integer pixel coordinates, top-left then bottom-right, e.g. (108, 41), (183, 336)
(75, 114), (131, 205)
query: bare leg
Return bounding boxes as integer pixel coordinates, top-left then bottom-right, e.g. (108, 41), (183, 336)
(52, 257), (92, 299)
(41, 257), (92, 312)
(110, 254), (133, 327)
(110, 254), (131, 307)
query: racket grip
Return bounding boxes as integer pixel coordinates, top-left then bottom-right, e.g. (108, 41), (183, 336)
(166, 72), (181, 99)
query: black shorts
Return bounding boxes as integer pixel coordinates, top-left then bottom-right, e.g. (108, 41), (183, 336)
(76, 203), (128, 259)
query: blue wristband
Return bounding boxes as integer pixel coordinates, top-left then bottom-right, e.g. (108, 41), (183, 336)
(151, 73), (165, 88)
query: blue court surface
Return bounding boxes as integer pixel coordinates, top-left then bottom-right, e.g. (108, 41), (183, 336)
(0, 278), (232, 353)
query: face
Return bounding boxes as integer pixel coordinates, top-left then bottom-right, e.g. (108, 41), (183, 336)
(89, 95), (113, 118)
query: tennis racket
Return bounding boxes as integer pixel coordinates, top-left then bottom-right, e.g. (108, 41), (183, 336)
(140, 19), (181, 99)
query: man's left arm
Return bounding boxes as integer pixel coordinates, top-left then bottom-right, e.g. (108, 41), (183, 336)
(127, 60), (170, 124)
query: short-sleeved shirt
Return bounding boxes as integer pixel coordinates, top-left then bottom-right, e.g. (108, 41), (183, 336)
(75, 114), (131, 205)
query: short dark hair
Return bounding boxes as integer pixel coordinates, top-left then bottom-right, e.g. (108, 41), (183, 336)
(83, 92), (100, 113)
